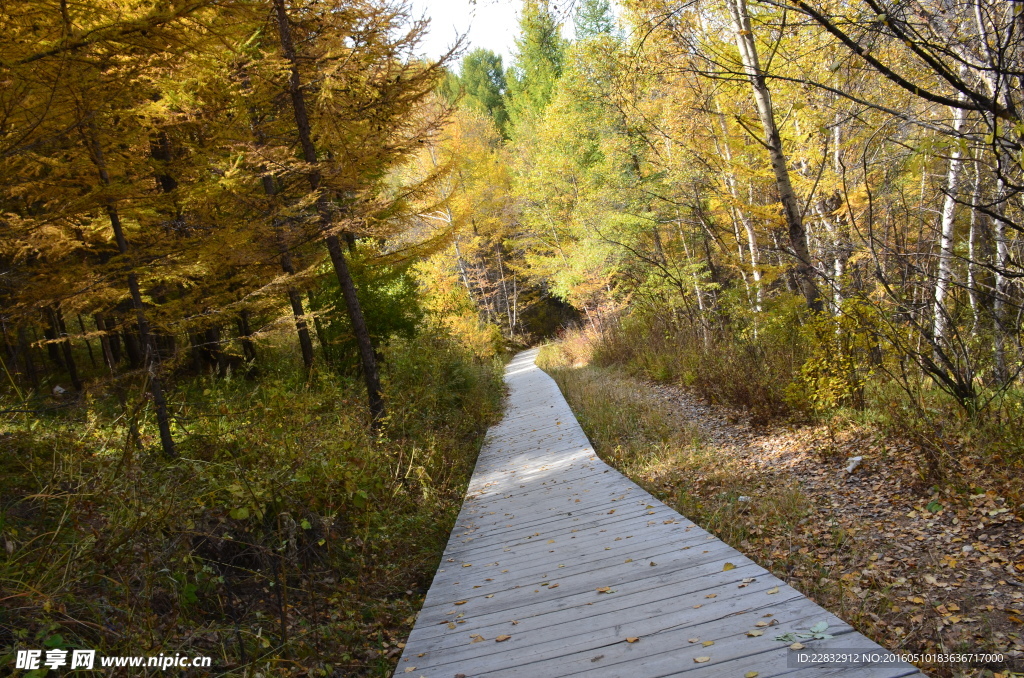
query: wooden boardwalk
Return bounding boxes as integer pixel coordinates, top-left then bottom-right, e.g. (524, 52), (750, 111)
(395, 349), (925, 678)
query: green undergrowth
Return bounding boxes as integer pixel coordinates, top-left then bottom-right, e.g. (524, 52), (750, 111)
(0, 331), (503, 676)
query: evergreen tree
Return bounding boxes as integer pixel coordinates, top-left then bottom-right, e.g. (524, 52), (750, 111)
(574, 0), (615, 40)
(506, 0), (566, 128)
(459, 48), (510, 137)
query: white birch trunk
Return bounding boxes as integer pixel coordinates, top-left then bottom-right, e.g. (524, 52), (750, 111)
(932, 104), (967, 348)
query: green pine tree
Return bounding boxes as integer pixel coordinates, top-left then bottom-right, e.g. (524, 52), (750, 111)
(459, 48), (510, 137)
(574, 0), (614, 40)
(506, 0), (565, 130)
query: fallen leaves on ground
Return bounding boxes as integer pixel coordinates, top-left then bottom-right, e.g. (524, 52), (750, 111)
(571, 373), (1024, 678)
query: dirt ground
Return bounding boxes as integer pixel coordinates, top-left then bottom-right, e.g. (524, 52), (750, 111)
(640, 381), (1024, 678)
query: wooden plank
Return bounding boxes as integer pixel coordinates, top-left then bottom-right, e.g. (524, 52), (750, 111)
(393, 349), (926, 678)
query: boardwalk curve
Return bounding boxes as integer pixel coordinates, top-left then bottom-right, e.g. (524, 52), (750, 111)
(395, 349), (925, 678)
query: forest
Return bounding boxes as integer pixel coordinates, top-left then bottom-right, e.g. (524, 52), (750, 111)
(1, 0), (1022, 675)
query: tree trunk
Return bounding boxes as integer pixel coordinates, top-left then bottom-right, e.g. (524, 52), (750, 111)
(49, 306), (82, 390)
(273, 0), (383, 422)
(54, 308), (83, 390)
(279, 245), (316, 370)
(726, 0), (821, 311)
(932, 103), (966, 350)
(305, 291), (328, 353)
(251, 105), (316, 370)
(205, 326), (228, 377)
(43, 319), (65, 369)
(17, 326), (38, 386)
(96, 315), (117, 370)
(237, 309), (258, 364)
(325, 234), (385, 418)
(77, 314), (97, 368)
(84, 127), (176, 458)
(993, 178), (1009, 385)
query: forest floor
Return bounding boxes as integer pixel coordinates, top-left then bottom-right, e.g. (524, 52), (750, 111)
(542, 361), (1024, 678)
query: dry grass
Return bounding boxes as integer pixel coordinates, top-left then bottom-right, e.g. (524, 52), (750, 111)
(538, 345), (1024, 678)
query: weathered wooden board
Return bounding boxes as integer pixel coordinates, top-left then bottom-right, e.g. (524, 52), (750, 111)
(394, 349), (926, 678)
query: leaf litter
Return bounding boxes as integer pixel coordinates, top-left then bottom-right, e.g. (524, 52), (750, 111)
(595, 377), (1024, 677)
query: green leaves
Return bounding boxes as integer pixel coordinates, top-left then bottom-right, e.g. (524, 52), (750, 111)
(775, 621), (834, 642)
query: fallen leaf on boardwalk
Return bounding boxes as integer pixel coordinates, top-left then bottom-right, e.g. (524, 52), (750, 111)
(511, 620), (519, 625)
(747, 630), (764, 637)
(745, 672), (759, 677)
(755, 621), (769, 627)
(404, 667), (415, 673)
(650, 561), (657, 566)
(742, 578), (755, 583)
(608, 510), (616, 514)
(454, 600), (467, 605)
(702, 640), (714, 647)
(694, 656), (711, 663)
(462, 564), (472, 567)
(596, 586), (613, 593)
(705, 593), (717, 598)
(766, 587), (779, 594)
(447, 623), (456, 629)
(470, 634), (485, 644)
(688, 638), (700, 643)
(547, 540), (555, 543)
(486, 594), (494, 598)
(495, 635), (511, 642)
(790, 643), (805, 650)
(624, 558), (633, 563)
(626, 637), (640, 643)
(692, 604), (703, 608)
(549, 583), (559, 589)
(417, 653), (426, 658)
(723, 562), (736, 571)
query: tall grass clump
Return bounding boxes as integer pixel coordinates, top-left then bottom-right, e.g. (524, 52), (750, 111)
(580, 297), (807, 424)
